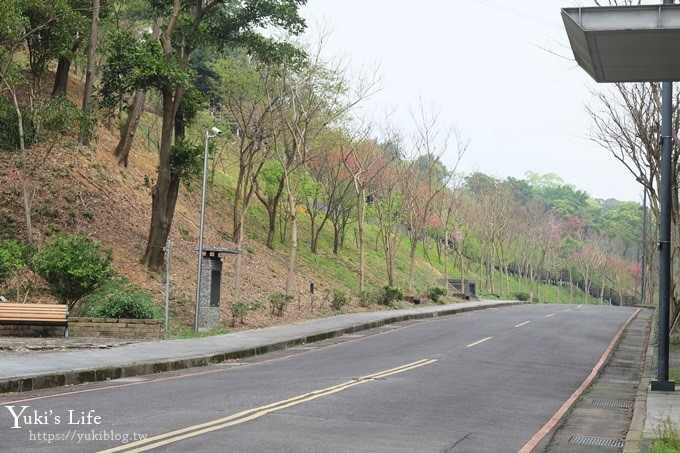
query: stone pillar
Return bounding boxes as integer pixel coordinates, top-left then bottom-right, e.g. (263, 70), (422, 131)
(197, 254), (222, 331)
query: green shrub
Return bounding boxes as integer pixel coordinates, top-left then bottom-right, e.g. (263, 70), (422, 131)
(359, 290), (372, 308)
(331, 289), (349, 310)
(0, 240), (29, 283)
(229, 301), (263, 326)
(515, 292), (531, 302)
(427, 286), (447, 304)
(379, 286), (403, 307)
(34, 96), (90, 143)
(32, 233), (113, 310)
(77, 279), (160, 319)
(269, 292), (293, 317)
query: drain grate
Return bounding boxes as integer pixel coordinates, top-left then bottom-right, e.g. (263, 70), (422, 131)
(621, 345), (643, 351)
(591, 399), (633, 409)
(608, 378), (639, 385)
(614, 358), (638, 365)
(568, 435), (625, 448)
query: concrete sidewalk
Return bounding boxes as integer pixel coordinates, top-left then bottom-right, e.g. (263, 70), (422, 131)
(0, 300), (519, 393)
(627, 330), (680, 453)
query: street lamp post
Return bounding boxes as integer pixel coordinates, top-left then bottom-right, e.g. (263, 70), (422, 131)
(657, 71), (674, 389)
(195, 127), (222, 332)
(562, 2), (680, 391)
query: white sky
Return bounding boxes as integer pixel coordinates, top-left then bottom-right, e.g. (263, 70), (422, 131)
(300, 0), (647, 202)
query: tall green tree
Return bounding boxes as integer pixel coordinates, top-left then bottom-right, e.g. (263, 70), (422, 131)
(50, 0), (91, 98)
(80, 0), (101, 146)
(102, 0), (307, 271)
(601, 201), (643, 260)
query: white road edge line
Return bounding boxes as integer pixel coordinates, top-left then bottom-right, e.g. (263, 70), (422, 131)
(466, 336), (493, 348)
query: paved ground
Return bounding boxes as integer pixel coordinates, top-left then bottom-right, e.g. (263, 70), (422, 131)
(0, 337), (140, 352)
(0, 301), (675, 452)
(547, 307), (652, 452)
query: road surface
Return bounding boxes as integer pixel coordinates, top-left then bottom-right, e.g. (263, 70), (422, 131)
(0, 304), (637, 452)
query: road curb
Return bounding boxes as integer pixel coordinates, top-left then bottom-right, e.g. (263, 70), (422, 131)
(0, 301), (522, 394)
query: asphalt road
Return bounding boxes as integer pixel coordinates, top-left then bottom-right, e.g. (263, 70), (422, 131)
(0, 304), (637, 453)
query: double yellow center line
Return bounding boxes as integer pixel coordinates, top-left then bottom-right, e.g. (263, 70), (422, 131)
(99, 358), (437, 452)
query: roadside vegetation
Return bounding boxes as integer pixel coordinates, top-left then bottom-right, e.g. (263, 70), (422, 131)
(652, 418), (680, 453)
(0, 1), (648, 333)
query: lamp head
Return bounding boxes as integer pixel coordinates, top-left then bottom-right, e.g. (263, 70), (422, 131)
(207, 127), (222, 138)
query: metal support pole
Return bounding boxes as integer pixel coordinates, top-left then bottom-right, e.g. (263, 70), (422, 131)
(164, 238), (172, 333)
(194, 131), (211, 332)
(651, 72), (675, 391)
(641, 190), (648, 305)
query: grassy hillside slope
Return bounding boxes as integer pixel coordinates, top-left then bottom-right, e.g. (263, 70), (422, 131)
(0, 77), (598, 336)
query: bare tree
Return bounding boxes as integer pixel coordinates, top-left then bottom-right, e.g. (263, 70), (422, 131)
(270, 37), (380, 295)
(342, 133), (394, 293)
(372, 162), (406, 287)
(433, 177), (464, 295)
(587, 81), (680, 322)
(209, 55), (284, 301)
(401, 100), (466, 292)
(302, 130), (355, 253)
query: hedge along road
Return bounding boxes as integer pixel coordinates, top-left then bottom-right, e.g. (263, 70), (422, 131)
(0, 304), (638, 453)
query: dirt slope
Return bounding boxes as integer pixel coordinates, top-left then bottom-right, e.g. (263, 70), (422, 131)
(0, 77), (380, 332)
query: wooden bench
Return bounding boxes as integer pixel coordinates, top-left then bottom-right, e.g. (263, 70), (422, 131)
(0, 303), (68, 338)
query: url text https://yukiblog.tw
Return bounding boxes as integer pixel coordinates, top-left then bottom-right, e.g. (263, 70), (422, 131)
(28, 429), (148, 445)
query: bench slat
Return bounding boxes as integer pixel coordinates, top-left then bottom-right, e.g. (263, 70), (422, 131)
(0, 315), (67, 321)
(0, 310), (66, 316)
(0, 304), (66, 311)
(0, 308), (66, 313)
(0, 303), (68, 324)
(0, 303), (65, 309)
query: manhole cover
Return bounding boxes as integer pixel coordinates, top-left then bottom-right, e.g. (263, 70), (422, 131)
(568, 435), (625, 448)
(591, 399), (633, 409)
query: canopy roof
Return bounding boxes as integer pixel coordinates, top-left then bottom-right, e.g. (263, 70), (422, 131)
(562, 5), (680, 82)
